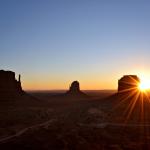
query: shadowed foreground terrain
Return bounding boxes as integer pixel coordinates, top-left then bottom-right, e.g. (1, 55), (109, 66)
(1, 88), (150, 150)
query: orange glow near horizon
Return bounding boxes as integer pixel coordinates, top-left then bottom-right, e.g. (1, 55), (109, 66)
(138, 77), (150, 92)
(23, 81), (116, 91)
(21, 73), (117, 90)
(124, 69), (150, 92)
(22, 78), (116, 91)
(21, 70), (150, 91)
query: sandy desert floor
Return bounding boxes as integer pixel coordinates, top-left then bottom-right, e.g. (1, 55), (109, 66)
(0, 90), (150, 150)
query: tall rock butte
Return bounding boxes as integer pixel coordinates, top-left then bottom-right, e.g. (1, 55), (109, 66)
(118, 75), (140, 93)
(0, 70), (23, 97)
(66, 81), (88, 97)
(69, 81), (80, 93)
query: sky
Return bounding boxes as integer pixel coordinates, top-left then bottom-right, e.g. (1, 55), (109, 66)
(1, 0), (150, 90)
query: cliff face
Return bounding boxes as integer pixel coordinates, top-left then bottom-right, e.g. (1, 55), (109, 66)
(118, 75), (140, 93)
(0, 70), (22, 96)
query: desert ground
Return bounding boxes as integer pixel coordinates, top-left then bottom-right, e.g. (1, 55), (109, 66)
(1, 90), (150, 150)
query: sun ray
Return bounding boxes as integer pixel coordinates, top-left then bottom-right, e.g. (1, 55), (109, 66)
(140, 91), (144, 123)
(124, 90), (141, 123)
(138, 76), (150, 92)
(112, 87), (138, 111)
(110, 87), (139, 117)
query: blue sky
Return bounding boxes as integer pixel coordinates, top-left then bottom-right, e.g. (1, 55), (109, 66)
(1, 0), (150, 90)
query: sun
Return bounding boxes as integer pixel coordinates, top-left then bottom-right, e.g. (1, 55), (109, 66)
(138, 78), (150, 92)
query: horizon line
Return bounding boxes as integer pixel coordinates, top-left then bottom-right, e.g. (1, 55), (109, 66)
(25, 89), (117, 91)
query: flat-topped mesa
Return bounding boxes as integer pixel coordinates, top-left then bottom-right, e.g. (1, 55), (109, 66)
(118, 75), (140, 93)
(0, 70), (23, 96)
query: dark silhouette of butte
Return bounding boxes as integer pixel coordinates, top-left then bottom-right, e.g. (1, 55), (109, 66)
(107, 75), (141, 109)
(69, 81), (80, 93)
(0, 70), (23, 97)
(118, 75), (140, 93)
(105, 75), (150, 124)
(66, 81), (88, 98)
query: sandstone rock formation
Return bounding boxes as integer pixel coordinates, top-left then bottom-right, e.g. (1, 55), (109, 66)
(118, 75), (140, 92)
(66, 81), (88, 97)
(0, 70), (23, 97)
(69, 81), (80, 93)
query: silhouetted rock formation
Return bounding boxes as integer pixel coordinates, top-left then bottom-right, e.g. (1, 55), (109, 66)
(0, 70), (23, 97)
(66, 81), (88, 98)
(69, 81), (80, 93)
(118, 75), (140, 93)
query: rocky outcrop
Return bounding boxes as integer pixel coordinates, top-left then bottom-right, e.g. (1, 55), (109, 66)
(66, 81), (88, 98)
(69, 81), (80, 93)
(0, 70), (23, 97)
(118, 75), (140, 93)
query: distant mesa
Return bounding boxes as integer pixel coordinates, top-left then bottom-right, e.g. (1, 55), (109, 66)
(66, 81), (88, 97)
(0, 70), (23, 97)
(118, 75), (140, 93)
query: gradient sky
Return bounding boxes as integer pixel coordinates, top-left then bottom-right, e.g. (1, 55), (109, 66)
(1, 0), (150, 90)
